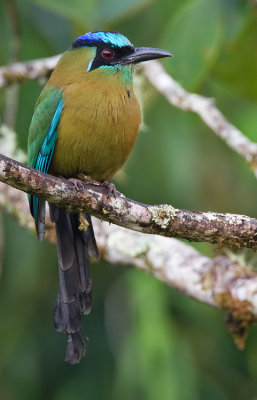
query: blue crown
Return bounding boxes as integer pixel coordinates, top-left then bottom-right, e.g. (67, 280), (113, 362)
(72, 31), (133, 49)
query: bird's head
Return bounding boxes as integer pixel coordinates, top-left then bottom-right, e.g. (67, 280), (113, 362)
(71, 31), (172, 79)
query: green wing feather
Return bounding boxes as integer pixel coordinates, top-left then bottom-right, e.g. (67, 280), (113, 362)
(28, 86), (63, 167)
(28, 86), (63, 239)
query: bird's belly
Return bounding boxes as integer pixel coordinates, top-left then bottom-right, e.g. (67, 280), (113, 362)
(50, 83), (141, 181)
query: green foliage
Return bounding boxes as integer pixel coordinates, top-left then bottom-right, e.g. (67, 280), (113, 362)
(162, 0), (224, 89)
(28, 0), (95, 28)
(1, 0), (257, 399)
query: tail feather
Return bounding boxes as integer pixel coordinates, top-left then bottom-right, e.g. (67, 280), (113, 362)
(29, 195), (46, 241)
(70, 214), (90, 295)
(83, 215), (99, 260)
(49, 203), (98, 364)
(70, 214), (95, 314)
(36, 199), (46, 241)
(53, 289), (81, 333)
(65, 333), (86, 365)
(55, 209), (75, 273)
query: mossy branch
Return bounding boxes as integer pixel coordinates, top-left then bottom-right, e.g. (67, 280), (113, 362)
(1, 153), (257, 249)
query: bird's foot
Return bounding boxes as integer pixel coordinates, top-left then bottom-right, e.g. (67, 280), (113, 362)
(102, 181), (119, 198)
(69, 175), (119, 198)
(68, 177), (85, 192)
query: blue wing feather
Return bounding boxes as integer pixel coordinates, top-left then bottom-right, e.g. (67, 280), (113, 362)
(29, 99), (64, 234)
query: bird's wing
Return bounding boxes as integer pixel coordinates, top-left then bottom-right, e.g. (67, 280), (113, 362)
(28, 86), (63, 239)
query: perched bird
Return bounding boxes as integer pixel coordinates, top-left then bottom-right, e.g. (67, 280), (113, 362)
(28, 31), (172, 364)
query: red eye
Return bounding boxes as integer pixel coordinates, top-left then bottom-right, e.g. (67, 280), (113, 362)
(101, 49), (114, 59)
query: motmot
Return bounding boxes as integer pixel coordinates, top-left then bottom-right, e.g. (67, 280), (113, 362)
(28, 31), (172, 364)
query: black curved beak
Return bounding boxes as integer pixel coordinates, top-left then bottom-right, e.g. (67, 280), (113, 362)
(117, 47), (173, 65)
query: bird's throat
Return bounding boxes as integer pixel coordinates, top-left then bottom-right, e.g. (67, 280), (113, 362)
(99, 64), (134, 87)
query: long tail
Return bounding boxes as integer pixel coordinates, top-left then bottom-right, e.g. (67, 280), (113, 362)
(49, 204), (98, 364)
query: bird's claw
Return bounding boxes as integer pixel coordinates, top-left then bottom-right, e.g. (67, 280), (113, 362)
(102, 181), (119, 198)
(69, 176), (119, 198)
(68, 178), (85, 192)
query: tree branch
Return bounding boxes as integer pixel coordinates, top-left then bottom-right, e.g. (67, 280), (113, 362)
(0, 55), (61, 88)
(142, 61), (257, 176)
(1, 175), (256, 349)
(143, 61), (257, 177)
(1, 138), (257, 347)
(95, 219), (257, 349)
(1, 152), (257, 249)
(1, 54), (257, 345)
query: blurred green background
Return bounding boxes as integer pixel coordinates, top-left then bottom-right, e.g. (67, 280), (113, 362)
(1, 0), (257, 398)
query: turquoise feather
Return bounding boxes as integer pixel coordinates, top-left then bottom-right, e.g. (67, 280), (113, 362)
(28, 86), (63, 234)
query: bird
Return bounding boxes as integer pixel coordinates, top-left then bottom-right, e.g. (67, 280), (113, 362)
(27, 31), (172, 364)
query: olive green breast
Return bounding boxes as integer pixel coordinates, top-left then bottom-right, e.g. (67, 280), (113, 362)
(49, 67), (141, 181)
